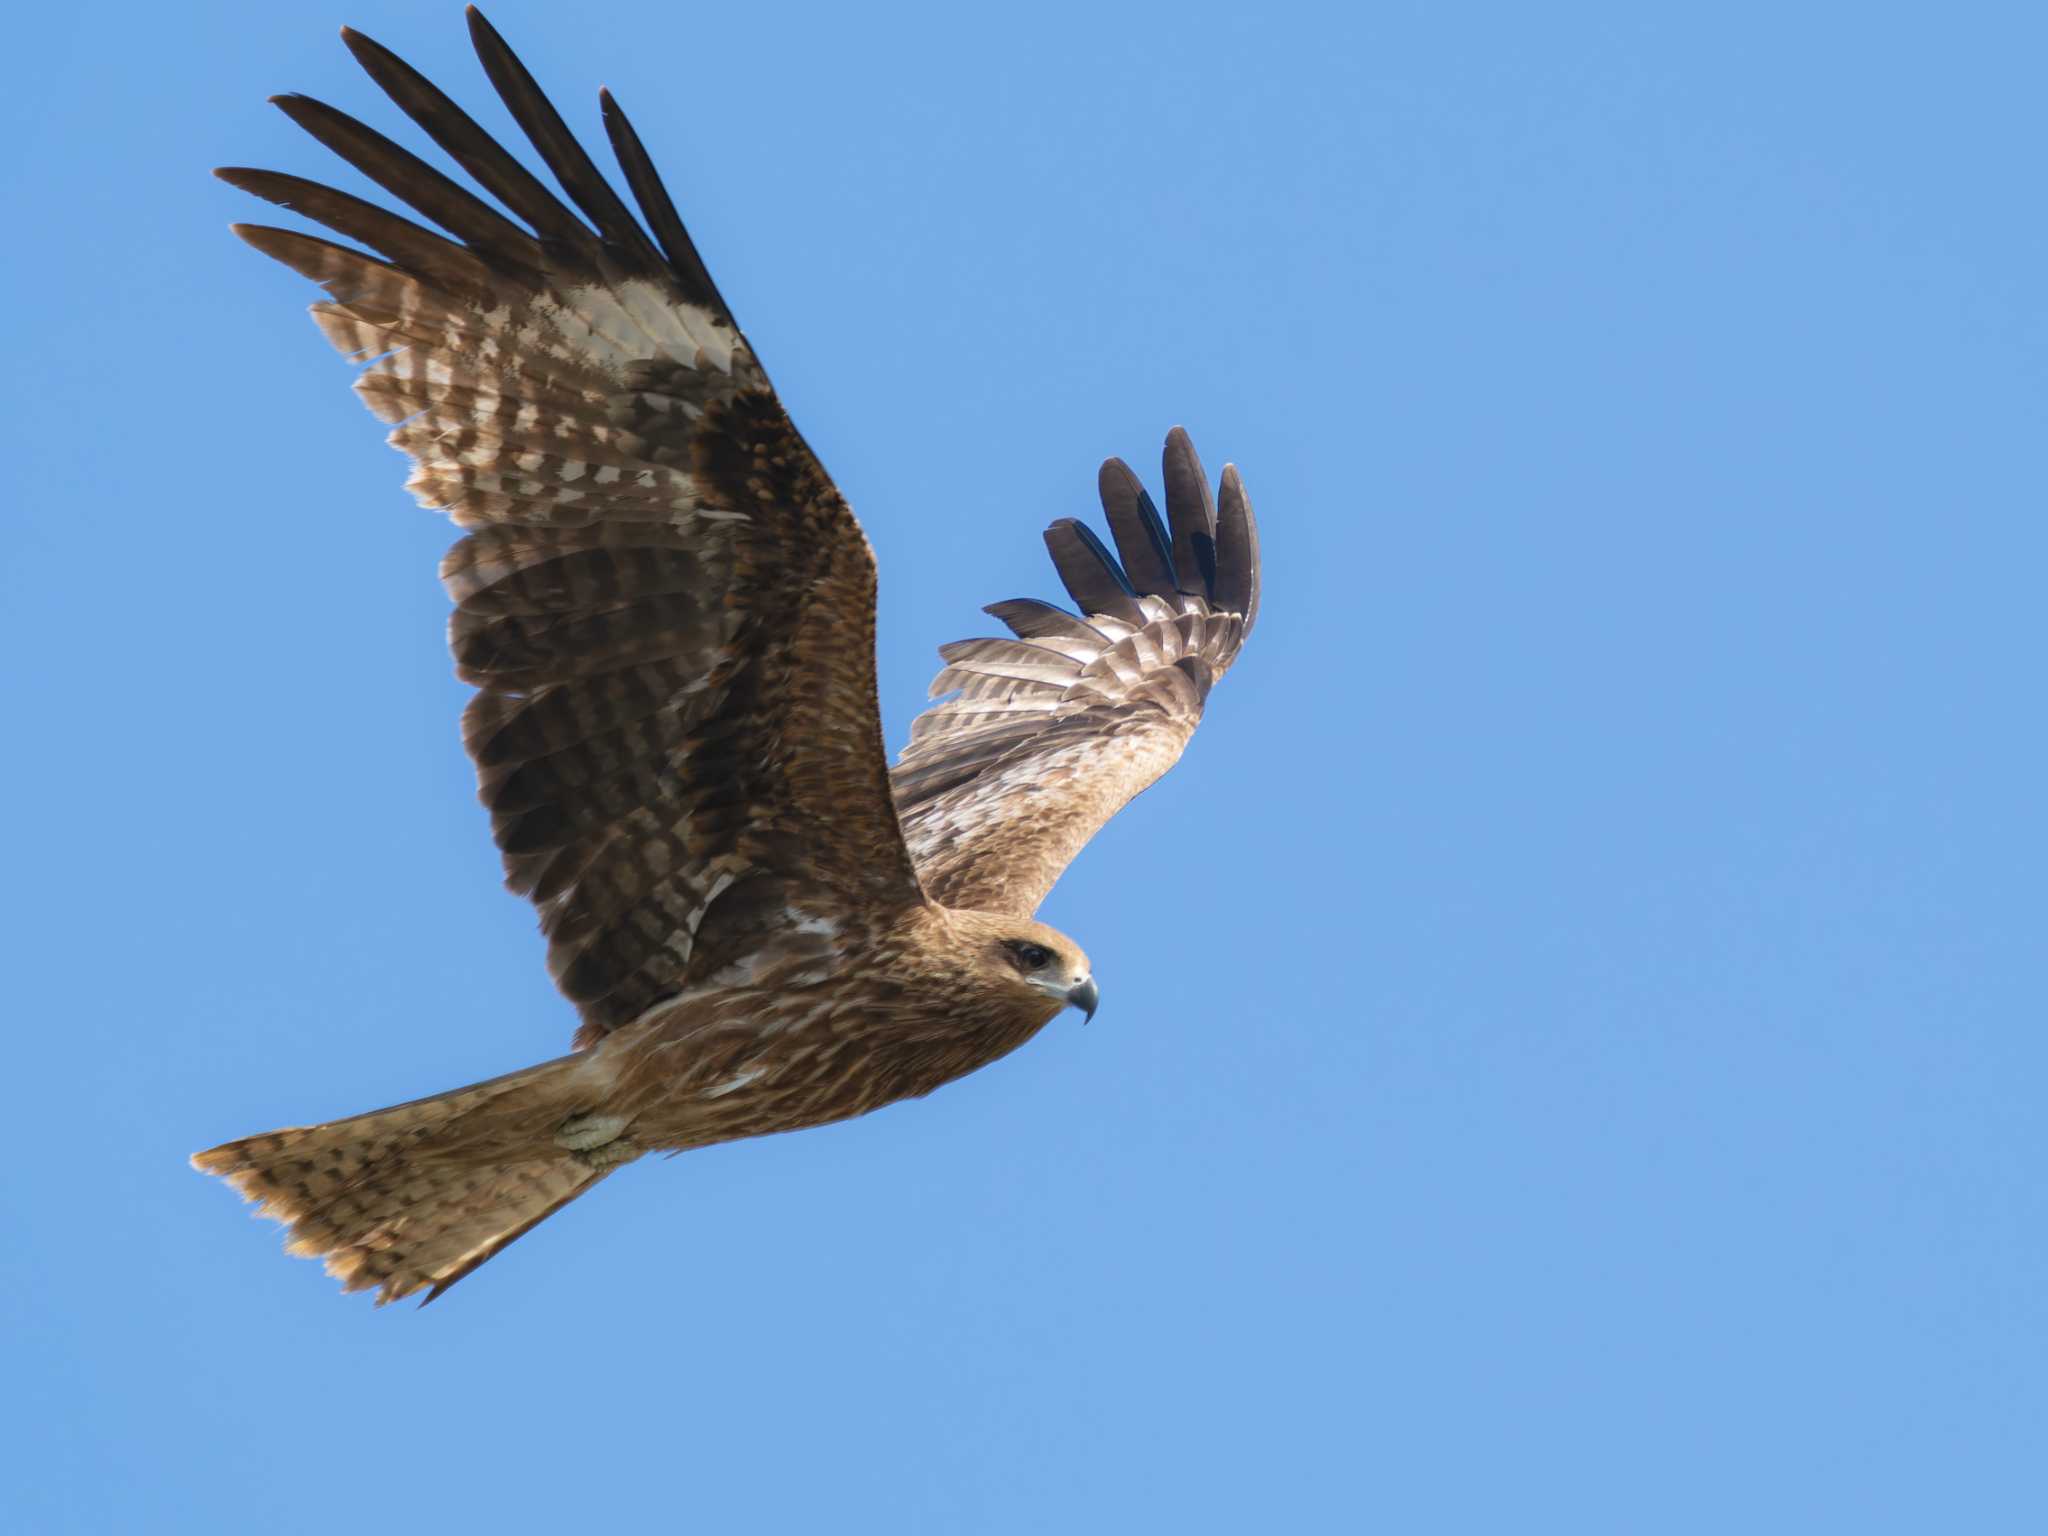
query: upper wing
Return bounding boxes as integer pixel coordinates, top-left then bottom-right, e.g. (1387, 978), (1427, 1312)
(225, 10), (922, 1043)
(893, 429), (1261, 915)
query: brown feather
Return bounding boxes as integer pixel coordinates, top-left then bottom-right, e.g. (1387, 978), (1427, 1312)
(894, 431), (1259, 915)
(223, 13), (926, 1046)
(191, 1054), (605, 1305)
(198, 14), (1262, 1305)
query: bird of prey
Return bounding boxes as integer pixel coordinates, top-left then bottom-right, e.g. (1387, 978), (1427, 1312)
(194, 9), (1263, 1304)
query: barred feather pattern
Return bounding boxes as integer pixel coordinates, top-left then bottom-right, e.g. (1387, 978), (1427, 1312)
(191, 1054), (609, 1304)
(221, 12), (923, 1046)
(893, 428), (1261, 914)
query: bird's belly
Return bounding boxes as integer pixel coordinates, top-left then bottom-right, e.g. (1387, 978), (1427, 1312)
(606, 994), (1050, 1151)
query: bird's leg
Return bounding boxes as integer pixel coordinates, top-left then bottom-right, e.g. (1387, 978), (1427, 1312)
(554, 1111), (640, 1169)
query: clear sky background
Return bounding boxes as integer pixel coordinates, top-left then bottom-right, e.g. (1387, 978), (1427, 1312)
(4, 1), (2043, 1530)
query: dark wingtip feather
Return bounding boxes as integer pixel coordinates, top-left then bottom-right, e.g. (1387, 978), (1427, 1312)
(265, 89), (543, 275)
(1212, 462), (1261, 635)
(307, 15), (728, 321)
(229, 221), (392, 284)
(1043, 519), (1144, 626)
(217, 166), (497, 296)
(597, 87), (730, 314)
(340, 16), (591, 251)
(464, 7), (661, 267)
(1161, 426), (1218, 598)
(1096, 458), (1177, 598)
(984, 598), (1097, 642)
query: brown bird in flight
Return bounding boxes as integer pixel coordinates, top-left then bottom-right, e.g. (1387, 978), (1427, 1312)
(195, 9), (1263, 1303)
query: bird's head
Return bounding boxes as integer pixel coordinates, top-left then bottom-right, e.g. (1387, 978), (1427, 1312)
(948, 911), (1098, 1023)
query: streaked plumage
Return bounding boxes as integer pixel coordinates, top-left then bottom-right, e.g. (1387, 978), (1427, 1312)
(194, 9), (1263, 1303)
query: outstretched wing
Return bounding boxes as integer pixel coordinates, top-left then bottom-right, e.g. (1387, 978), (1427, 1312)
(893, 429), (1261, 915)
(225, 9), (922, 1044)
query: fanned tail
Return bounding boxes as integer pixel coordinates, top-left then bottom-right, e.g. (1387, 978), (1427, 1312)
(192, 1053), (622, 1304)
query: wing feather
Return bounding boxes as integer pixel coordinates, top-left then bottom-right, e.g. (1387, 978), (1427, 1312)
(894, 431), (1261, 914)
(339, 22), (599, 255)
(229, 11), (922, 1044)
(1096, 458), (1178, 596)
(216, 169), (499, 296)
(1043, 519), (1146, 627)
(1161, 425), (1219, 596)
(597, 89), (731, 312)
(982, 598), (1103, 644)
(1212, 463), (1262, 631)
(462, 9), (662, 265)
(267, 92), (546, 274)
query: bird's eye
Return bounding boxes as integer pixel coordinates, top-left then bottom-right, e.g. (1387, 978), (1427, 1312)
(1007, 941), (1054, 971)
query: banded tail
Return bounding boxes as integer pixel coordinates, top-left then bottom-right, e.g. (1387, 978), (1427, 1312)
(192, 1053), (627, 1304)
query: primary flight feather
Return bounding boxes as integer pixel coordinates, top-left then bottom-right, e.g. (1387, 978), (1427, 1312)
(195, 8), (1263, 1303)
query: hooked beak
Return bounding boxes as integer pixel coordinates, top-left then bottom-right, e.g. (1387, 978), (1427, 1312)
(1066, 976), (1100, 1023)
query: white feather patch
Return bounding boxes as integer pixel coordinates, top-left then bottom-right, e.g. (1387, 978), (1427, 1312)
(702, 1066), (766, 1100)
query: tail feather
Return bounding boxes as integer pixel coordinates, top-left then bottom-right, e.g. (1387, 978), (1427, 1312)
(193, 1052), (619, 1304)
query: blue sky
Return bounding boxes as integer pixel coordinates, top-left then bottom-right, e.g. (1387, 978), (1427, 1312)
(5, 0), (2044, 1529)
